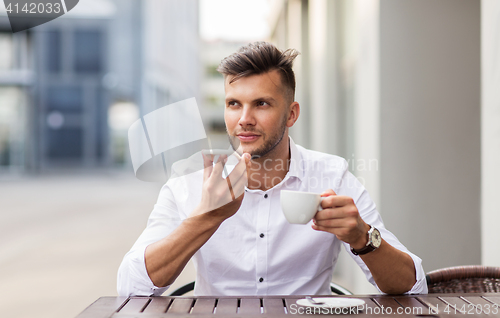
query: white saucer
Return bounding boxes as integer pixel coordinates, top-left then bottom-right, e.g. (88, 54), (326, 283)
(296, 297), (365, 309)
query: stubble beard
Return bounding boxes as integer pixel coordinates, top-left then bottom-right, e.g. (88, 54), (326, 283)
(228, 114), (288, 159)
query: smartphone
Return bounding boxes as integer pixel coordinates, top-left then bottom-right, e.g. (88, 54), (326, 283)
(202, 149), (235, 176)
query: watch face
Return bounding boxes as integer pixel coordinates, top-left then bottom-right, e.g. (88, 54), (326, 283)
(371, 228), (382, 248)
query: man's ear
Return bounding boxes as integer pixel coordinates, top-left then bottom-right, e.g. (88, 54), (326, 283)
(286, 102), (300, 128)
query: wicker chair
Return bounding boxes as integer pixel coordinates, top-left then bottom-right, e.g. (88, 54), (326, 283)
(426, 265), (500, 293)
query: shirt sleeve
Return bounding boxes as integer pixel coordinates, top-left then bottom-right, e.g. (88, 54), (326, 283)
(337, 167), (428, 294)
(117, 180), (184, 296)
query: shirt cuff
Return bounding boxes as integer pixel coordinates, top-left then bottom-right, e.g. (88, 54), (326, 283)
(404, 251), (428, 294)
(117, 246), (170, 296)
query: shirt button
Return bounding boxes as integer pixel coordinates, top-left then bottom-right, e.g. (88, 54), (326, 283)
(260, 233), (264, 238)
(264, 194), (268, 198)
(259, 277), (264, 282)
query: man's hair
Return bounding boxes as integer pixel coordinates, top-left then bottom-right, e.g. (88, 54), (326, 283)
(217, 42), (300, 102)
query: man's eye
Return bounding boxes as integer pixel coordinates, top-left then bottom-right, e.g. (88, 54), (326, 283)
(257, 101), (269, 106)
(228, 101), (239, 107)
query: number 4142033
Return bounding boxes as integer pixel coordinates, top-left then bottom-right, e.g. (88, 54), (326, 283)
(5, 2), (62, 14)
(443, 303), (499, 315)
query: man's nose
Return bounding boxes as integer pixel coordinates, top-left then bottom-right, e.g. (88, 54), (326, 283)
(238, 106), (256, 127)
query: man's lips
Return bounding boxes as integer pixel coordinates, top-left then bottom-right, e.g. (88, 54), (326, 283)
(236, 133), (260, 142)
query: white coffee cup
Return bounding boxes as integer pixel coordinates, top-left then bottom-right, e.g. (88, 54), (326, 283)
(280, 190), (324, 224)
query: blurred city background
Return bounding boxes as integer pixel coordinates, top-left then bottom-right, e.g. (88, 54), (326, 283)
(0, 0), (499, 317)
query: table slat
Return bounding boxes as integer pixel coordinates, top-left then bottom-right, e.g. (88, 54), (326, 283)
(482, 296), (500, 315)
(416, 296), (442, 314)
(263, 298), (285, 314)
(214, 298), (238, 315)
(191, 298), (216, 314)
(461, 296), (500, 316)
(373, 296), (402, 311)
(394, 296), (430, 315)
(363, 297), (382, 312)
(239, 298), (261, 315)
(142, 297), (172, 313)
(283, 297), (301, 314)
(76, 297), (128, 318)
(463, 296), (497, 307)
(118, 298), (150, 313)
(166, 298), (194, 314)
(483, 296), (500, 306)
(440, 296), (470, 313)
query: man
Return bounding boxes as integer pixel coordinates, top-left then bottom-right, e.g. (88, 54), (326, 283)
(118, 42), (427, 296)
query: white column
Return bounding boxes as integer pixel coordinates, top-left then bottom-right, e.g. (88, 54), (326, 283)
(332, 0), (380, 295)
(287, 0), (308, 147)
(351, 0), (381, 294)
(481, 0), (500, 266)
(308, 0), (339, 154)
(352, 0), (380, 209)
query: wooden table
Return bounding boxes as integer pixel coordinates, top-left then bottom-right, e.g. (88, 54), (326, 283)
(76, 293), (500, 317)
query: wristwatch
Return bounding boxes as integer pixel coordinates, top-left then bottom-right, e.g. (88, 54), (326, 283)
(350, 224), (382, 255)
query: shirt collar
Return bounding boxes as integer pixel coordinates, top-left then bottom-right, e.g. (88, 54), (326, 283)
(287, 136), (304, 181)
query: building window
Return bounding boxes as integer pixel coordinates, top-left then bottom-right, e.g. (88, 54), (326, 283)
(46, 85), (83, 113)
(74, 30), (102, 73)
(45, 30), (61, 73)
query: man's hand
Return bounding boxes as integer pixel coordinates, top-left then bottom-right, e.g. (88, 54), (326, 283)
(189, 151), (251, 222)
(312, 189), (370, 249)
(145, 151), (251, 288)
(312, 189), (417, 294)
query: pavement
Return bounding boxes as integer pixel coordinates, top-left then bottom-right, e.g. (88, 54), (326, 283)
(0, 169), (196, 318)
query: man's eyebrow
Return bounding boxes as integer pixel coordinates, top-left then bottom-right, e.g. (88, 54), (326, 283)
(224, 96), (277, 103)
(254, 96), (277, 103)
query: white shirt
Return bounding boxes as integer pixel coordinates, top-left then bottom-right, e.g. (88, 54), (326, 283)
(117, 138), (427, 296)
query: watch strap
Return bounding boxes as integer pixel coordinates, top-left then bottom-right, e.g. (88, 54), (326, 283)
(351, 244), (376, 255)
(350, 224), (378, 256)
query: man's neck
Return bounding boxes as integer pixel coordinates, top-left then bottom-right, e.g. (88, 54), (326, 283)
(246, 137), (291, 191)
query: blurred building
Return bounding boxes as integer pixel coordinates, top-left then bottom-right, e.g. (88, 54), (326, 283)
(140, 0), (200, 114)
(0, 0), (200, 172)
(0, 1), (116, 171)
(199, 39), (247, 148)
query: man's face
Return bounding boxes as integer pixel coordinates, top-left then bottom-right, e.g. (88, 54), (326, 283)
(224, 70), (298, 158)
